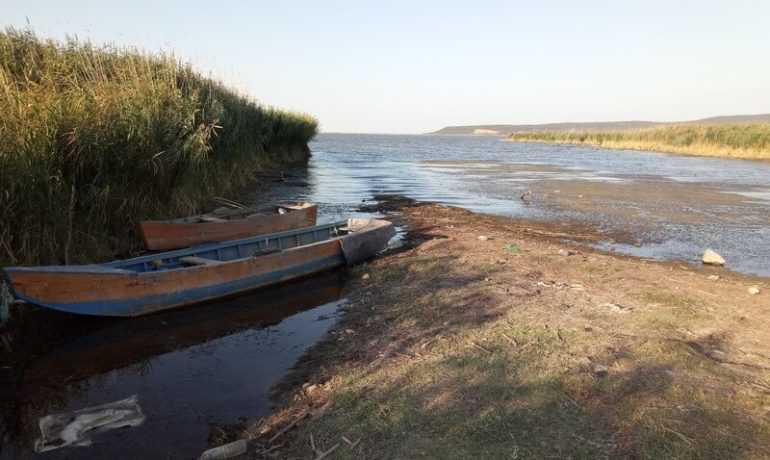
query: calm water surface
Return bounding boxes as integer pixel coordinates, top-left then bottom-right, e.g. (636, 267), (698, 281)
(259, 133), (770, 276)
(0, 273), (346, 459)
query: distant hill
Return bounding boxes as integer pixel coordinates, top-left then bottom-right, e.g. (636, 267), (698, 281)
(428, 114), (770, 136)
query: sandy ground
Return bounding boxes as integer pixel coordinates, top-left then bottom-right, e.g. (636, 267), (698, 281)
(241, 197), (770, 459)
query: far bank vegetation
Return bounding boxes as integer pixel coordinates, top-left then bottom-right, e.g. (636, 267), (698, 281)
(508, 124), (770, 160)
(0, 28), (318, 266)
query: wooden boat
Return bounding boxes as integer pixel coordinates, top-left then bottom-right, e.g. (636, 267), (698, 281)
(139, 202), (318, 250)
(2, 218), (395, 317)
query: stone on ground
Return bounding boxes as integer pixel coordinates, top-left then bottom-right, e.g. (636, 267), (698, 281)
(702, 249), (725, 266)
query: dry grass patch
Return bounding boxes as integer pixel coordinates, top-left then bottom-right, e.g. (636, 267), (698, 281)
(252, 201), (770, 459)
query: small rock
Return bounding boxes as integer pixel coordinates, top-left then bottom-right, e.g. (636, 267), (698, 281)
(345, 329), (356, 334)
(583, 325), (594, 332)
(570, 284), (585, 291)
(362, 273), (371, 280)
(702, 249), (725, 266)
(496, 258), (507, 264)
(592, 364), (609, 377)
(707, 275), (720, 281)
(557, 249), (577, 256)
(484, 277), (491, 282)
(748, 287), (760, 295)
(478, 235), (490, 241)
(603, 302), (632, 314)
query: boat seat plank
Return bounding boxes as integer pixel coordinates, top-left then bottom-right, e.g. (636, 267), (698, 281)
(179, 256), (223, 266)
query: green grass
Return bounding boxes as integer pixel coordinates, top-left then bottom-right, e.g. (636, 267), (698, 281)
(0, 28), (318, 266)
(508, 124), (770, 160)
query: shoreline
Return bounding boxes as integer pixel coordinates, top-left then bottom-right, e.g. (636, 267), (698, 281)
(243, 197), (770, 458)
(506, 132), (770, 161)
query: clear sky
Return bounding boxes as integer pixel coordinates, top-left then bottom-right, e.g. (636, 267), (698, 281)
(4, 1), (770, 133)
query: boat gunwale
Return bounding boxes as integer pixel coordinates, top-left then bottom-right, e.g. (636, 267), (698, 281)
(152, 202), (316, 225)
(3, 218), (394, 276)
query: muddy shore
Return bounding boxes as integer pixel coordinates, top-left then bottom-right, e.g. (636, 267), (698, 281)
(245, 197), (767, 458)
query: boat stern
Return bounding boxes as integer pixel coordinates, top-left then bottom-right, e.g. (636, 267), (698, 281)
(339, 219), (396, 264)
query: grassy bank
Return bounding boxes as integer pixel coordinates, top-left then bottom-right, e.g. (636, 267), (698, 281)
(0, 28), (317, 266)
(507, 124), (770, 160)
(253, 200), (770, 459)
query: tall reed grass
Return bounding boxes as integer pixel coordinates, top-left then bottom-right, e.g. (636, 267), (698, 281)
(0, 28), (318, 266)
(507, 124), (770, 160)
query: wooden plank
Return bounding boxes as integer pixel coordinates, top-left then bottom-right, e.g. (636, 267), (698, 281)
(179, 256), (222, 266)
(139, 203), (318, 250)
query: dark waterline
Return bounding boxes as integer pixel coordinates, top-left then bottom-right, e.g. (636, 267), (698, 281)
(0, 272), (347, 459)
(255, 133), (770, 276)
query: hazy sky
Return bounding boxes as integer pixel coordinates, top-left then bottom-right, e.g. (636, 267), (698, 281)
(4, 1), (770, 133)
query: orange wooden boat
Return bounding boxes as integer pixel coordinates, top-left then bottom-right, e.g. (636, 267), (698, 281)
(2, 218), (395, 317)
(139, 202), (317, 250)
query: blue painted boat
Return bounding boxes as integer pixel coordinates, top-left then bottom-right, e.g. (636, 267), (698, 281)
(2, 218), (395, 317)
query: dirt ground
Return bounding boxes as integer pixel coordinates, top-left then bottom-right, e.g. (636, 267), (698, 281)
(245, 197), (770, 459)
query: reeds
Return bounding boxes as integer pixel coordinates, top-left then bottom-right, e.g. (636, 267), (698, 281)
(0, 28), (318, 266)
(507, 124), (770, 160)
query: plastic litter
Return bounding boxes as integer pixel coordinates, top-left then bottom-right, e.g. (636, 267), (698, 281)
(34, 395), (145, 452)
(200, 439), (248, 460)
(503, 243), (521, 254)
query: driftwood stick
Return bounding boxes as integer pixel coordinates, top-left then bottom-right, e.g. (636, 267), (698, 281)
(344, 437), (361, 449)
(499, 333), (519, 347)
(661, 425), (695, 445)
(268, 412), (308, 444)
(313, 443), (340, 460)
(472, 340), (493, 354)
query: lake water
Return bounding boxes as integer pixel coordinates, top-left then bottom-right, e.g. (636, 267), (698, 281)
(258, 133), (770, 276)
(0, 273), (347, 459)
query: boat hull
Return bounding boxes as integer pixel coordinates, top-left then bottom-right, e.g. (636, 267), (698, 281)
(140, 203), (318, 250)
(3, 219), (395, 317)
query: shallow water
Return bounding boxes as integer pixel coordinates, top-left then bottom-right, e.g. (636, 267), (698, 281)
(0, 273), (346, 459)
(257, 133), (770, 276)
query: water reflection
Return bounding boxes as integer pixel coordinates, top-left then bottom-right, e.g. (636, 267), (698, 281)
(0, 273), (346, 459)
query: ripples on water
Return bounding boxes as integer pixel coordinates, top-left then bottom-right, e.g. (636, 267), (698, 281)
(256, 133), (770, 276)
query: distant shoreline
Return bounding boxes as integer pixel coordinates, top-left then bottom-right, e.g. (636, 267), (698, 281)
(429, 113), (770, 136)
(507, 124), (770, 160)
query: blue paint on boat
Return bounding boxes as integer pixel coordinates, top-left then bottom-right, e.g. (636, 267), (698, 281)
(11, 253), (346, 317)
